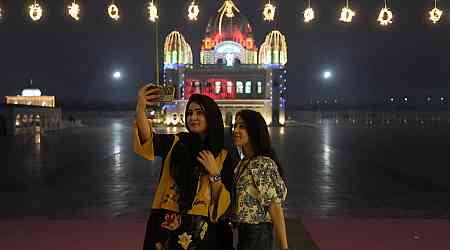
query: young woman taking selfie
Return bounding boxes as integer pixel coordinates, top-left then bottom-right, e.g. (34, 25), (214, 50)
(133, 84), (234, 250)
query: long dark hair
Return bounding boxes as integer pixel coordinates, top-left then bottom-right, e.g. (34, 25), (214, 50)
(170, 94), (225, 211)
(184, 94), (224, 157)
(235, 109), (285, 179)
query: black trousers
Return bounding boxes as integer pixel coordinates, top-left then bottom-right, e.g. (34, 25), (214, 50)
(237, 223), (273, 250)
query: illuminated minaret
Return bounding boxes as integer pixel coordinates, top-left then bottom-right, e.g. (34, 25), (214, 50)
(259, 30), (288, 126)
(163, 31), (193, 99)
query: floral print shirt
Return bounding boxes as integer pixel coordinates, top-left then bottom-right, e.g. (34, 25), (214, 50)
(232, 156), (287, 224)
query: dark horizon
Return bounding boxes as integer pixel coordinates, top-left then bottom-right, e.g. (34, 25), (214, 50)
(1, 0), (449, 107)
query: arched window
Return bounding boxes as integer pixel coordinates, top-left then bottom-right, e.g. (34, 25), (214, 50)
(257, 81), (262, 94)
(236, 81), (244, 94)
(245, 81), (252, 94)
(227, 81), (233, 94)
(194, 81), (201, 93)
(215, 82), (221, 94)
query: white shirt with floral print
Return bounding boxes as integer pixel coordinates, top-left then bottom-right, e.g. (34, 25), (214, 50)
(232, 156), (287, 224)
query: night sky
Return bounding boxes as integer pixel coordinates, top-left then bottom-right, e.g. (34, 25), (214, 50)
(0, 0), (449, 107)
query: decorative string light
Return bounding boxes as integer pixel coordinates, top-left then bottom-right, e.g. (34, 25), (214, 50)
(223, 0), (236, 18)
(377, 0), (393, 26)
(68, 0), (80, 21)
(188, 0), (199, 21)
(339, 0), (355, 23)
(263, 0), (276, 21)
(148, 0), (158, 22)
(304, 0), (315, 23)
(29, 0), (43, 21)
(107, 1), (120, 21)
(217, 0), (240, 35)
(429, 0), (443, 24)
(3, 0), (446, 27)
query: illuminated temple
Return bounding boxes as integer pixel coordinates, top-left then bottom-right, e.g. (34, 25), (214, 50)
(1, 80), (61, 136)
(160, 0), (287, 126)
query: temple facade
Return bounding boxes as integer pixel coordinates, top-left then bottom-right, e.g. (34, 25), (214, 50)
(158, 0), (287, 126)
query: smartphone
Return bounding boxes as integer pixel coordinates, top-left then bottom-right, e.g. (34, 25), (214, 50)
(159, 85), (175, 103)
(146, 85), (175, 103)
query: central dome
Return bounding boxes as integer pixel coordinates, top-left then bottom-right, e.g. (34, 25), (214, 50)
(201, 0), (257, 65)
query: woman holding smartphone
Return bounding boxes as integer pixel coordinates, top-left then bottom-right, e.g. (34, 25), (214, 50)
(134, 84), (234, 250)
(232, 110), (288, 250)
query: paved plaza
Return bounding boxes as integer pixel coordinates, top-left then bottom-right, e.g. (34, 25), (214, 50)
(1, 117), (449, 249)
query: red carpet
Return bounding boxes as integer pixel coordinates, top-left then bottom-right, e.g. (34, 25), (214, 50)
(1, 217), (449, 250)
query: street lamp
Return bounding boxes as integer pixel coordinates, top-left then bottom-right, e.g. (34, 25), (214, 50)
(113, 71), (122, 79)
(323, 70), (332, 80)
(148, 0), (160, 84)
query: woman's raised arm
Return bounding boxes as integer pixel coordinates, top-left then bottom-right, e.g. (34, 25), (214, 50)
(133, 84), (160, 160)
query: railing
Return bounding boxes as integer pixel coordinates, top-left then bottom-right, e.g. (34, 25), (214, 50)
(291, 110), (450, 126)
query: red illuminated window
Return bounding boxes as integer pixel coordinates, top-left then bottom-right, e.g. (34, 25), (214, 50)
(246, 39), (254, 49)
(184, 78), (237, 100)
(204, 39), (213, 50)
(194, 82), (201, 93)
(215, 82), (222, 94)
(227, 81), (233, 94)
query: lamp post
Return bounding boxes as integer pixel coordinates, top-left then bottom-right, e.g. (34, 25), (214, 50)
(155, 15), (160, 84)
(148, 0), (160, 84)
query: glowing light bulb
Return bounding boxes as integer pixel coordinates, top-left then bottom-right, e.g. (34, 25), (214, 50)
(263, 2), (276, 21)
(29, 1), (43, 21)
(339, 4), (355, 23)
(188, 1), (199, 21)
(108, 2), (120, 21)
(429, 8), (443, 23)
(304, 7), (315, 23)
(429, 0), (443, 24)
(68, 1), (80, 21)
(217, 1), (240, 34)
(224, 0), (235, 18)
(148, 1), (158, 22)
(377, 1), (393, 26)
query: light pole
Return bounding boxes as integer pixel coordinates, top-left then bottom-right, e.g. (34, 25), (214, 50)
(154, 14), (160, 84)
(148, 0), (160, 85)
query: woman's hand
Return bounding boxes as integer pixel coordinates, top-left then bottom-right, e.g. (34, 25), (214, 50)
(135, 83), (160, 144)
(197, 150), (221, 177)
(136, 83), (161, 114)
(269, 202), (289, 250)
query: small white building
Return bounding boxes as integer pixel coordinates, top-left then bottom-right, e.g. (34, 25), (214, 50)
(5, 80), (55, 108)
(1, 80), (61, 136)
